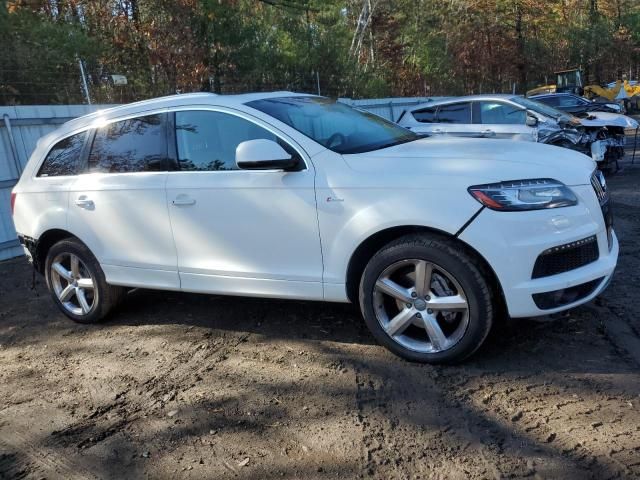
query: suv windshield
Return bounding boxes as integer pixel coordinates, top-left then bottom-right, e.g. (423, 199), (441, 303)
(247, 96), (419, 154)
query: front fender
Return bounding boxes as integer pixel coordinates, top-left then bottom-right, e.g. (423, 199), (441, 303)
(317, 187), (482, 287)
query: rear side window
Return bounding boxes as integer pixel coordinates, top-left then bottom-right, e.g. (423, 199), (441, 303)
(412, 107), (437, 123)
(88, 114), (168, 173)
(437, 103), (471, 124)
(38, 132), (86, 177)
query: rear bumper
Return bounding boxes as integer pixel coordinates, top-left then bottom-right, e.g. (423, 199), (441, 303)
(459, 184), (618, 318)
(17, 234), (38, 269)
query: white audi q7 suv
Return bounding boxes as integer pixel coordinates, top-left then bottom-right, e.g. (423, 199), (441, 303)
(11, 92), (618, 363)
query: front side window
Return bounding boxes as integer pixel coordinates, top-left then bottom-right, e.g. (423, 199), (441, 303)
(38, 131), (86, 177)
(247, 96), (418, 154)
(437, 103), (471, 124)
(476, 102), (526, 125)
(175, 111), (292, 171)
(88, 114), (168, 173)
(412, 107), (437, 123)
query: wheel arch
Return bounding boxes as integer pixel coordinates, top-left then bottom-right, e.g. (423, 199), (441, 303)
(344, 225), (506, 311)
(34, 229), (85, 274)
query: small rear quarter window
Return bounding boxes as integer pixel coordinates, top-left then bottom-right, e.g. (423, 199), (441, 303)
(412, 107), (437, 123)
(38, 131), (87, 177)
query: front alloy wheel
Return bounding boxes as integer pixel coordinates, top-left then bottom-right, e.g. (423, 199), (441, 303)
(360, 234), (494, 364)
(374, 259), (469, 354)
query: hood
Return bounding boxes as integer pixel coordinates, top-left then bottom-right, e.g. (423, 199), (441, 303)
(343, 137), (595, 187)
(579, 111), (639, 129)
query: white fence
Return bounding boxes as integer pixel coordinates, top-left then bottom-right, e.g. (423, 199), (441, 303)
(339, 97), (437, 122)
(0, 97), (438, 261)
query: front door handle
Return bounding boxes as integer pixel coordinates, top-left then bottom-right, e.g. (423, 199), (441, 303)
(172, 195), (196, 206)
(75, 195), (94, 209)
(432, 128), (444, 134)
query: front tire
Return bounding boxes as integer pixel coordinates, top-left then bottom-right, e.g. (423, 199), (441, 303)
(44, 238), (125, 324)
(359, 234), (494, 364)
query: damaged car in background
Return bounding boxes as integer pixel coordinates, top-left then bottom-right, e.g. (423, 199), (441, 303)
(397, 94), (637, 172)
(529, 92), (623, 115)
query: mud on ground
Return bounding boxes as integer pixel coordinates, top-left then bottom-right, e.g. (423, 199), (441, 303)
(1, 160), (640, 480)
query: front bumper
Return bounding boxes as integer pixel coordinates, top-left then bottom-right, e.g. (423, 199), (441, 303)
(459, 184), (618, 318)
(591, 137), (626, 163)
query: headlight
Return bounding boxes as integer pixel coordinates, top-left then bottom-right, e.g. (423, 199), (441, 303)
(468, 179), (578, 211)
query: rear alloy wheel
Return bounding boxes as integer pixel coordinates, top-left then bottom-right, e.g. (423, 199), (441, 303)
(360, 234), (494, 363)
(50, 252), (97, 316)
(45, 238), (125, 324)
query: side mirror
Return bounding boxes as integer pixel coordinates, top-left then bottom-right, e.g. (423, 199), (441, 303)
(236, 139), (297, 171)
(526, 114), (538, 127)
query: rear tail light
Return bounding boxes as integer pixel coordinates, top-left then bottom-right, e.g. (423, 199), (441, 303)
(10, 192), (16, 215)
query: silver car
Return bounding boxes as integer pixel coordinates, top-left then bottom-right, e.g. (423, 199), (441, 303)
(396, 94), (624, 169)
(396, 95), (538, 141)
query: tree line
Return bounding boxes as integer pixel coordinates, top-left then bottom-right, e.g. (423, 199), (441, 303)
(1, 0), (640, 105)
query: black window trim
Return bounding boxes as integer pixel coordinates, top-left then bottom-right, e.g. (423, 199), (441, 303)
(166, 106), (310, 173)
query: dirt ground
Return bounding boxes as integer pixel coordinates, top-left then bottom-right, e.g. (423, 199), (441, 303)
(2, 159), (640, 480)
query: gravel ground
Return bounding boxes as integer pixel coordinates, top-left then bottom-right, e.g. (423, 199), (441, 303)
(1, 158), (640, 480)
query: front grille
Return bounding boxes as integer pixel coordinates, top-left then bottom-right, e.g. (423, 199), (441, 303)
(532, 277), (604, 310)
(532, 235), (599, 279)
(590, 169), (614, 250)
(591, 170), (608, 205)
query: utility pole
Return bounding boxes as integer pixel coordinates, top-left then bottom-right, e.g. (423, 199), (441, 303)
(78, 58), (92, 105)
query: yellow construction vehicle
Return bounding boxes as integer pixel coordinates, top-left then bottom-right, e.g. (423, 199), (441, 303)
(584, 80), (640, 101)
(526, 69), (585, 97)
(527, 68), (640, 110)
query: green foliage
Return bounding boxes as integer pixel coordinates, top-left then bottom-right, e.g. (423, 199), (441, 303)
(2, 0), (640, 104)
(0, 4), (100, 104)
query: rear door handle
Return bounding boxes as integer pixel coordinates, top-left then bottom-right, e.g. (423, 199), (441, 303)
(74, 196), (94, 209)
(172, 195), (196, 206)
(482, 129), (496, 137)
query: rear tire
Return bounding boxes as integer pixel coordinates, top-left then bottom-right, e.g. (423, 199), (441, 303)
(44, 238), (125, 324)
(359, 234), (493, 364)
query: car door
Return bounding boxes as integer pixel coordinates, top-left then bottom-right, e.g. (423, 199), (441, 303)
(473, 101), (535, 141)
(165, 108), (323, 300)
(434, 102), (476, 137)
(67, 112), (180, 290)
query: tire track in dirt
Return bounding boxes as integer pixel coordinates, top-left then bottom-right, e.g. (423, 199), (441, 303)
(593, 198), (640, 366)
(50, 329), (253, 452)
(352, 359), (502, 479)
(0, 427), (101, 480)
